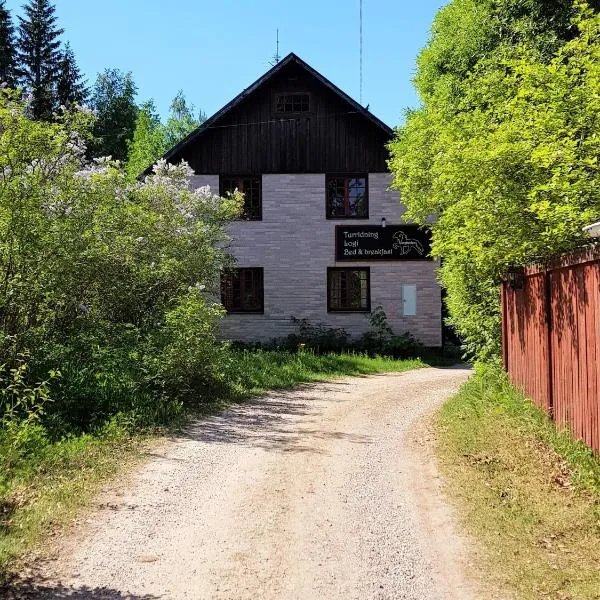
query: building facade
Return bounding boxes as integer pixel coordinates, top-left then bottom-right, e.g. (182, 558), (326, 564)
(162, 54), (442, 346)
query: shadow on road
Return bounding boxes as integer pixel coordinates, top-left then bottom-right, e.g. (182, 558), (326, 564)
(177, 380), (374, 454)
(1, 578), (160, 599)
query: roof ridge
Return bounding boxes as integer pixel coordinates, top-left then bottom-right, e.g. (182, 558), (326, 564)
(144, 53), (391, 175)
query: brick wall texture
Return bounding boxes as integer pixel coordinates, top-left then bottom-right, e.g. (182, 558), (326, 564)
(190, 173), (442, 346)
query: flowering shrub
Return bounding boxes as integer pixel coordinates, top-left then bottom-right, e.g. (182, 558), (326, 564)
(0, 89), (242, 433)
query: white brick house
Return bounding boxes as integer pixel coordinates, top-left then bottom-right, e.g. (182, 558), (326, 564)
(161, 54), (442, 346)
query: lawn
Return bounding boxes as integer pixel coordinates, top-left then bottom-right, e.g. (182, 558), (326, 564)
(437, 363), (600, 600)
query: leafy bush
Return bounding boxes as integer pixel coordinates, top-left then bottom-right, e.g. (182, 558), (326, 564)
(0, 357), (59, 493)
(233, 308), (423, 358)
(143, 291), (228, 404)
(284, 317), (350, 353)
(0, 88), (242, 437)
(356, 306), (423, 357)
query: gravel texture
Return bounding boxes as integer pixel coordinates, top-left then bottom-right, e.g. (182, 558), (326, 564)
(9, 366), (477, 599)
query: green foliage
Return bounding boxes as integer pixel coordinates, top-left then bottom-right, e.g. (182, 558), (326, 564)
(16, 0), (63, 120)
(415, 0), (495, 105)
(442, 361), (600, 494)
(284, 316), (350, 353)
(390, 2), (600, 360)
(415, 0), (590, 106)
(164, 90), (205, 150)
(356, 306), (424, 357)
(219, 349), (425, 400)
(89, 69), (138, 161)
(126, 92), (206, 178)
(144, 291), (227, 402)
(0, 356), (58, 493)
(0, 89), (242, 436)
(126, 100), (167, 180)
(237, 309), (424, 358)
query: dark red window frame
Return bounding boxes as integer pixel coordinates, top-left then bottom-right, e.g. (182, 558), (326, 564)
(221, 268), (264, 313)
(326, 175), (369, 219)
(220, 176), (262, 221)
(327, 267), (371, 313)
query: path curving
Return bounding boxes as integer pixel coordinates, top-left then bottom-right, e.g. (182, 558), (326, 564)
(9, 366), (477, 599)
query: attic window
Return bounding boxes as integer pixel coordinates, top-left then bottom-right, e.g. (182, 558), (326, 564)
(275, 93), (310, 113)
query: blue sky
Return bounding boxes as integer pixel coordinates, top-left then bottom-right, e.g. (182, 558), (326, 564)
(5, 0), (446, 127)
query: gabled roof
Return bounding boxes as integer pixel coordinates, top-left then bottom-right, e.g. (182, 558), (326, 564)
(150, 53), (392, 173)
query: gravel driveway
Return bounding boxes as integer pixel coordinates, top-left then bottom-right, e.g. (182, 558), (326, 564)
(10, 366), (476, 599)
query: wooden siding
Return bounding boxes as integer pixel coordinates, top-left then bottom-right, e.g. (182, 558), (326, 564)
(169, 62), (391, 175)
(502, 249), (600, 453)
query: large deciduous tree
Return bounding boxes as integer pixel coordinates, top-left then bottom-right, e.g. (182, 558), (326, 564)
(164, 90), (206, 149)
(126, 100), (166, 179)
(0, 0), (17, 87)
(17, 0), (63, 120)
(89, 68), (138, 161)
(389, 1), (600, 360)
(126, 92), (207, 178)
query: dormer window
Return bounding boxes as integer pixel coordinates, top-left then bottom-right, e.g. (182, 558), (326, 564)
(274, 93), (310, 113)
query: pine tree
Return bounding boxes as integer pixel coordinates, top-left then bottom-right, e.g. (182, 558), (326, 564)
(56, 42), (88, 108)
(0, 0), (17, 87)
(17, 0), (63, 120)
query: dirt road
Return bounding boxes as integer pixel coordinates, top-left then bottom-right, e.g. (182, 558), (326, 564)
(13, 366), (476, 599)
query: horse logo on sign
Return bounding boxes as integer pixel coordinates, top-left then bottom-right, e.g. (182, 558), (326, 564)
(392, 231), (425, 256)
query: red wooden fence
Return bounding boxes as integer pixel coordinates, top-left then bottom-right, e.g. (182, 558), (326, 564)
(502, 248), (600, 453)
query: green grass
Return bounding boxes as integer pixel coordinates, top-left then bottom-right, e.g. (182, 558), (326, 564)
(0, 420), (145, 583)
(219, 349), (425, 400)
(437, 362), (600, 599)
(0, 349), (425, 582)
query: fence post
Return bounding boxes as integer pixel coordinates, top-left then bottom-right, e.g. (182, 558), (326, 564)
(501, 281), (509, 371)
(545, 269), (554, 418)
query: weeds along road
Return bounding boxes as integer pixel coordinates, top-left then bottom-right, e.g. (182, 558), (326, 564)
(19, 367), (476, 599)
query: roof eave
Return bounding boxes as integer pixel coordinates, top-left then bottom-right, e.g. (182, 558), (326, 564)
(142, 53), (392, 176)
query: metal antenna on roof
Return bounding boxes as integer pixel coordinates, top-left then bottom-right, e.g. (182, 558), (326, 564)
(360, 0), (363, 105)
(269, 29), (281, 66)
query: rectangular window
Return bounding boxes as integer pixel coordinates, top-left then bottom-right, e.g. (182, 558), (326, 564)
(274, 93), (310, 113)
(402, 284), (417, 316)
(327, 268), (370, 312)
(221, 268), (264, 313)
(220, 176), (262, 220)
(326, 175), (368, 219)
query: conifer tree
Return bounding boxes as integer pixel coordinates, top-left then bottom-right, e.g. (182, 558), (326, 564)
(0, 0), (17, 87)
(56, 42), (88, 108)
(17, 0), (63, 120)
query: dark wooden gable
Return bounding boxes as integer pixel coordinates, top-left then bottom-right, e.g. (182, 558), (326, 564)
(164, 54), (393, 175)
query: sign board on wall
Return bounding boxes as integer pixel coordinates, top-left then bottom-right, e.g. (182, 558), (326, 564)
(335, 225), (432, 261)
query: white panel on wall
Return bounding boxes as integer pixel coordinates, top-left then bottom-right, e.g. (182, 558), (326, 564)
(402, 284), (417, 316)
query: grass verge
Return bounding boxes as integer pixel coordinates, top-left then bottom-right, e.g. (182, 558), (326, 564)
(0, 349), (425, 582)
(437, 362), (600, 600)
